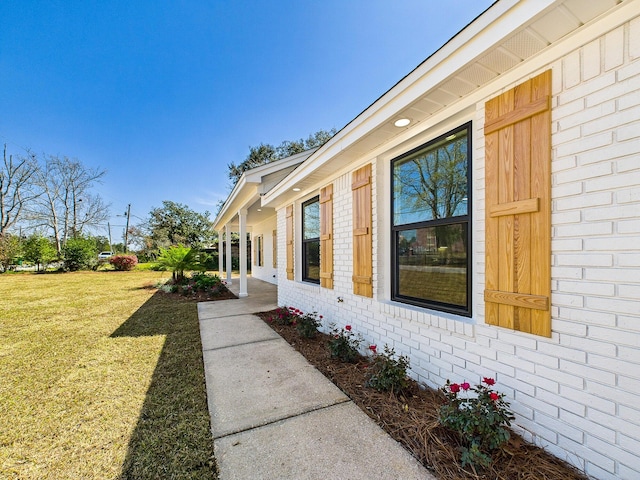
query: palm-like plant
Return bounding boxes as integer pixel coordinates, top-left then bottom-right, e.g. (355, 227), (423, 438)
(156, 244), (202, 282)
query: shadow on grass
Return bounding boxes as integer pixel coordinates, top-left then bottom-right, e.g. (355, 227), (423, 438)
(111, 291), (216, 479)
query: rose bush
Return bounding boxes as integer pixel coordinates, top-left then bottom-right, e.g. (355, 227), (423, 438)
(439, 377), (514, 468)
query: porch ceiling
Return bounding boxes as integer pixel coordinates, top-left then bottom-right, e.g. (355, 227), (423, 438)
(262, 0), (624, 207)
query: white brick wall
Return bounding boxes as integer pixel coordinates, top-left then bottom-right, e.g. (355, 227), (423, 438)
(276, 15), (640, 480)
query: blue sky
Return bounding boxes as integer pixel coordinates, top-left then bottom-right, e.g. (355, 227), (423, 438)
(0, 0), (494, 237)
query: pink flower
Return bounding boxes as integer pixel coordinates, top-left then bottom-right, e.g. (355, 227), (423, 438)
(490, 392), (500, 401)
(483, 377), (496, 386)
(345, 325), (352, 331)
(369, 345), (377, 353)
(461, 382), (470, 391)
(449, 383), (461, 393)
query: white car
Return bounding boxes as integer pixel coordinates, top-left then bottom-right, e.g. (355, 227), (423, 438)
(98, 251), (114, 260)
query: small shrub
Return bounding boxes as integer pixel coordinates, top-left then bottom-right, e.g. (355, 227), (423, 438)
(191, 272), (222, 290)
(268, 306), (299, 326)
(365, 345), (410, 393)
(109, 254), (138, 271)
(62, 237), (98, 271)
(328, 324), (363, 363)
(296, 311), (322, 338)
(439, 377), (515, 469)
(169, 272), (228, 297)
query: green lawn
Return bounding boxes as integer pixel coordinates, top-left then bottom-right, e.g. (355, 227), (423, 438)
(0, 271), (217, 479)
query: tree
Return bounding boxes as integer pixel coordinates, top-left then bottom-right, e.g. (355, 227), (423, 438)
(148, 201), (214, 250)
(227, 143), (277, 185)
(0, 145), (40, 235)
(156, 244), (202, 282)
(227, 128), (337, 186)
(0, 233), (23, 272)
(28, 155), (110, 253)
(62, 236), (98, 271)
(23, 234), (57, 272)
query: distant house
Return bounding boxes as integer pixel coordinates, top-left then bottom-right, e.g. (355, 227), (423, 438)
(213, 0), (640, 477)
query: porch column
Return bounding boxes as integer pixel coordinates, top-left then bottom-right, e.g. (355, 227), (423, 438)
(217, 229), (224, 280)
(225, 223), (232, 284)
(238, 209), (248, 297)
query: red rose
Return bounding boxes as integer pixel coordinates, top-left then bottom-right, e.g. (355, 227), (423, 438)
(449, 383), (461, 393)
(490, 392), (500, 401)
(483, 377), (496, 386)
(369, 345), (377, 353)
(345, 325), (352, 331)
(461, 382), (470, 391)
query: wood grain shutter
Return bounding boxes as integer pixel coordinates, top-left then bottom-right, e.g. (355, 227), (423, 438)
(352, 164), (373, 297)
(285, 205), (294, 280)
(484, 70), (551, 337)
(319, 184), (334, 289)
(272, 229), (277, 268)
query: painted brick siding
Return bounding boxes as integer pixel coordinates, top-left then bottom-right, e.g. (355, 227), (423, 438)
(277, 16), (640, 480)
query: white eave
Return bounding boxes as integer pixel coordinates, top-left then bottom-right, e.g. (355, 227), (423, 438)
(212, 148), (317, 230)
(262, 0), (628, 208)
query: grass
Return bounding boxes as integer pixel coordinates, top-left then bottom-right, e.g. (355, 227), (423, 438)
(0, 271), (217, 479)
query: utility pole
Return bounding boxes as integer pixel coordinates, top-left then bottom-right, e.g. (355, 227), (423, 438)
(107, 222), (113, 252)
(124, 204), (131, 253)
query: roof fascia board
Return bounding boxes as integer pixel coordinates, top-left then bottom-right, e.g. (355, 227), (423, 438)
(243, 148), (316, 183)
(264, 0), (634, 210)
(213, 178), (262, 230)
(213, 148), (315, 229)
(263, 0), (562, 206)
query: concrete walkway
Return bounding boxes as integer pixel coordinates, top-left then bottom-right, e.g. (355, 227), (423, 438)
(198, 277), (436, 480)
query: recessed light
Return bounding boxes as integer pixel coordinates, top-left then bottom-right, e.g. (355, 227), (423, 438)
(257, 208), (262, 212)
(292, 187), (301, 192)
(394, 118), (411, 127)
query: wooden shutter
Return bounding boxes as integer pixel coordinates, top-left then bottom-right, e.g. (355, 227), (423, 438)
(253, 236), (257, 266)
(484, 70), (551, 337)
(285, 205), (294, 280)
(272, 229), (277, 268)
(319, 184), (334, 289)
(352, 164), (372, 297)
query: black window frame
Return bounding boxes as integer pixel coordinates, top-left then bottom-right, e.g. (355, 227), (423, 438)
(302, 196), (320, 284)
(391, 122), (472, 317)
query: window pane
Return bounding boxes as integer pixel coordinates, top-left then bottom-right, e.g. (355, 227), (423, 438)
(303, 199), (320, 239)
(303, 239), (320, 282)
(396, 223), (468, 308)
(393, 128), (468, 226)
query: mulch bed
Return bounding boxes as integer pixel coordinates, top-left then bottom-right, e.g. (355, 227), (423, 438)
(256, 309), (587, 480)
(154, 286), (238, 302)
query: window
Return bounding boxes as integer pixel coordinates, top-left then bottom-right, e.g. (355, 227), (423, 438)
(391, 123), (471, 316)
(302, 197), (320, 283)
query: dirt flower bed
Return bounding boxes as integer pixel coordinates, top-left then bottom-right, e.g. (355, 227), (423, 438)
(257, 309), (587, 480)
(155, 272), (237, 302)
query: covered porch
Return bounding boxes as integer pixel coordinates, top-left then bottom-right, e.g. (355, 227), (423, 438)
(212, 150), (315, 296)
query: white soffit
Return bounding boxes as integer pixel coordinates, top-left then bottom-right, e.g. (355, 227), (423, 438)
(262, 0), (626, 207)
